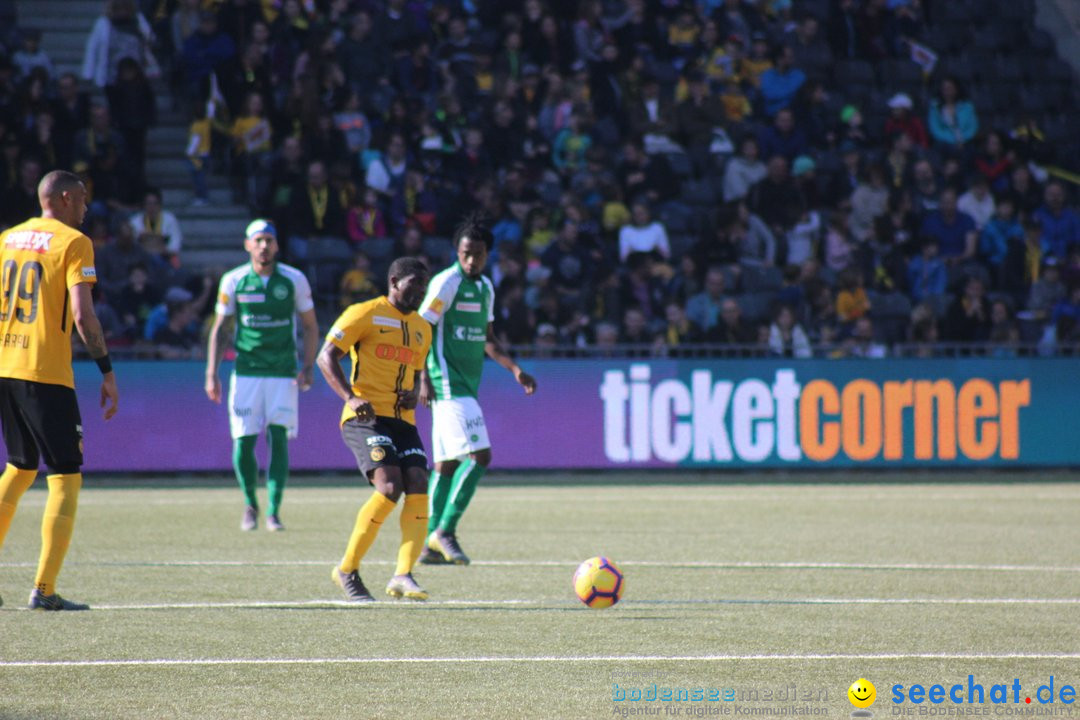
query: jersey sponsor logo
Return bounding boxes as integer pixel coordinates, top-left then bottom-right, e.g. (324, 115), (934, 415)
(2, 333), (30, 348)
(401, 447), (426, 458)
(240, 314), (290, 328)
(330, 327), (345, 341)
(428, 298), (444, 316)
(236, 293), (266, 303)
(3, 230), (52, 252)
(456, 301), (482, 313)
(219, 292), (230, 305)
(466, 416), (486, 430)
(232, 406), (253, 417)
(453, 326), (487, 342)
(81, 267), (96, 278)
(373, 315), (402, 329)
(272, 284), (289, 300)
(365, 435), (393, 446)
(463, 292), (475, 298)
(376, 343), (419, 365)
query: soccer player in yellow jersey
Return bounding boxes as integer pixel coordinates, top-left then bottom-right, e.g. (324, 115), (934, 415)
(0, 170), (119, 611)
(318, 257), (432, 602)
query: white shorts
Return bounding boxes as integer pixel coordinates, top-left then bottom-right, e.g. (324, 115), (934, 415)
(228, 374), (299, 440)
(430, 396), (491, 462)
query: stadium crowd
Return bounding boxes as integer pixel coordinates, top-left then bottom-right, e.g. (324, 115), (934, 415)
(1, 0), (1079, 358)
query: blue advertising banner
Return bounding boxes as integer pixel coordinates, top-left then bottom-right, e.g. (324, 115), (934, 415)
(3, 358), (1075, 472)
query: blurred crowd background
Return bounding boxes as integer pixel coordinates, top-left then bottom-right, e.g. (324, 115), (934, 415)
(1, 0), (1079, 359)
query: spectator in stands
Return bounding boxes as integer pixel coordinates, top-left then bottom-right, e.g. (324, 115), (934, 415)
(944, 275), (991, 343)
(958, 175), (995, 231)
(618, 202), (670, 262)
(825, 209), (856, 273)
(686, 265), (729, 337)
(13, 29), (54, 81)
(674, 71), (726, 163)
(988, 300), (1020, 357)
(908, 237), (947, 305)
(760, 45), (806, 117)
(181, 10), (236, 104)
(883, 93), (927, 148)
(921, 188), (977, 263)
(975, 131), (1013, 193)
(129, 187), (183, 258)
(733, 203), (777, 268)
(768, 304), (812, 358)
(0, 156), (42, 228)
(620, 139), (680, 206)
(835, 268), (871, 324)
(288, 160), (345, 264)
(748, 155), (804, 235)
(850, 163), (889, 242)
(619, 305), (652, 346)
(758, 107), (808, 163)
(115, 262), (161, 340)
(618, 252), (666, 326)
(51, 73), (90, 170)
(333, 89), (371, 156)
(82, 0), (158, 89)
(152, 290), (202, 359)
(627, 73), (678, 143)
(346, 188), (386, 245)
(366, 132), (408, 201)
(230, 91), (273, 211)
(1051, 285), (1080, 349)
(170, 0), (202, 59)
(541, 218), (596, 311)
(661, 300), (699, 349)
(1034, 182), (1080, 261)
(980, 195), (1023, 289)
(1027, 258), (1065, 320)
(338, 10), (390, 98)
(927, 75), (978, 153)
(711, 297), (755, 345)
(106, 57), (156, 194)
(74, 102), (131, 202)
(338, 251), (378, 309)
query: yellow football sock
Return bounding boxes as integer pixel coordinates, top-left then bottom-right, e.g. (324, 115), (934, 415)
(339, 492), (397, 573)
(34, 473), (81, 596)
(395, 494), (428, 576)
(0, 465), (37, 550)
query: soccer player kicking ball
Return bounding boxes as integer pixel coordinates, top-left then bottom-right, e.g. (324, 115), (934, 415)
(0, 170), (120, 610)
(318, 257), (433, 602)
(205, 220), (318, 532)
(417, 217), (536, 566)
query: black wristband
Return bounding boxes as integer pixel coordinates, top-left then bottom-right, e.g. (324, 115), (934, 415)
(95, 355), (113, 375)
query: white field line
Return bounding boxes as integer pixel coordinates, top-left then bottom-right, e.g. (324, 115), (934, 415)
(5, 653), (1080, 669)
(3, 559), (1080, 572)
(1, 597), (1078, 613)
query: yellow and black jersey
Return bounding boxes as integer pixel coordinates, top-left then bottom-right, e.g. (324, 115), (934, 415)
(327, 296), (432, 426)
(0, 217), (97, 389)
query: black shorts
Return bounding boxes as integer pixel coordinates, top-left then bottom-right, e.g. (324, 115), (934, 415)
(342, 415), (428, 479)
(0, 378), (83, 473)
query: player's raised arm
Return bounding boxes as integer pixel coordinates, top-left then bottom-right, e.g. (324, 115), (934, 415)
(485, 322), (536, 395)
(70, 282), (119, 419)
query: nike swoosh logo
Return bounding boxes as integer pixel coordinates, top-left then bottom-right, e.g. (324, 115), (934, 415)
(378, 329), (394, 333)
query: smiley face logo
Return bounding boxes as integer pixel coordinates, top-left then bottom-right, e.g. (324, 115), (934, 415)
(848, 679), (876, 709)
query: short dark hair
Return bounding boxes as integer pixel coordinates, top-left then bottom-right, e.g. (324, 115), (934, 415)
(37, 169), (83, 200)
(453, 213), (494, 250)
(388, 256), (428, 284)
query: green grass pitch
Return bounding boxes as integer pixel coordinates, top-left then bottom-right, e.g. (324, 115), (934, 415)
(2, 472), (1080, 719)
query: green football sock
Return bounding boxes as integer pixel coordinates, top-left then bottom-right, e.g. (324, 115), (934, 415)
(267, 425), (289, 517)
(440, 459), (486, 534)
(427, 469), (453, 535)
(232, 435), (259, 509)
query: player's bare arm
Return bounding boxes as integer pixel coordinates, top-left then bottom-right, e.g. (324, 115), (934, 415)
(418, 368), (435, 407)
(398, 371), (421, 410)
(204, 313), (234, 403)
(70, 282), (119, 420)
(297, 308), (318, 391)
(485, 323), (536, 394)
(316, 340), (374, 422)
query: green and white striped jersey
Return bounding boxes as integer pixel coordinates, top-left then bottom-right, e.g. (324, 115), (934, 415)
(215, 262), (314, 377)
(419, 262), (494, 400)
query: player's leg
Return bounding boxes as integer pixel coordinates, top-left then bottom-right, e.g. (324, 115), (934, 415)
(264, 377), (298, 531)
(0, 380), (40, 559)
(27, 383), (88, 610)
(421, 456), (457, 565)
(228, 373), (262, 530)
(387, 447), (430, 601)
(432, 398), (491, 565)
(333, 420), (400, 602)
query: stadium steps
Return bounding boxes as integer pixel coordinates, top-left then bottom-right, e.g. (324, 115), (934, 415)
(15, 0), (256, 275)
